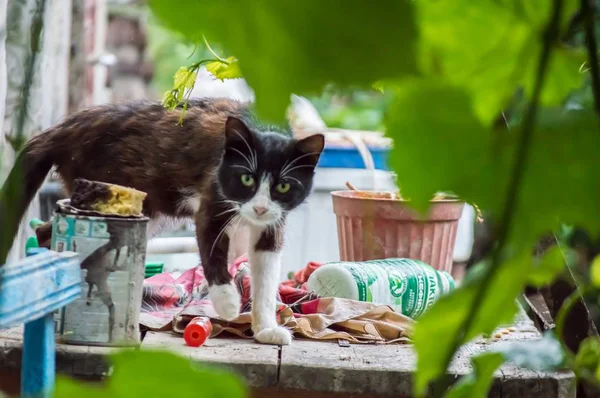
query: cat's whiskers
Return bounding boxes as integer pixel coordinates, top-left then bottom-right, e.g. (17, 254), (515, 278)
(229, 147), (255, 172)
(280, 151), (321, 176)
(231, 164), (253, 172)
(232, 129), (258, 171)
(215, 199), (242, 206)
(283, 176), (304, 189)
(210, 213), (241, 257)
(280, 164), (316, 177)
(214, 207), (239, 218)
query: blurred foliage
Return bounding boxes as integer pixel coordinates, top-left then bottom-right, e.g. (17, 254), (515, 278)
(145, 13), (210, 94)
(148, 0), (600, 396)
(308, 86), (393, 131)
(55, 350), (247, 398)
(1, 0), (600, 397)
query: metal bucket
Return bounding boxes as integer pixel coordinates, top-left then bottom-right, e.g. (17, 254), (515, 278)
(51, 200), (148, 346)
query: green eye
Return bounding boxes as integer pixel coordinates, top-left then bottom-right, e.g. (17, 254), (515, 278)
(241, 174), (255, 187)
(276, 182), (291, 193)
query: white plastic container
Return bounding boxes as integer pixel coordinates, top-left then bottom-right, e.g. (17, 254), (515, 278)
(306, 258), (455, 318)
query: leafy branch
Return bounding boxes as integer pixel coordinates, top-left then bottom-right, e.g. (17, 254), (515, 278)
(433, 2), (565, 394)
(162, 37), (241, 124)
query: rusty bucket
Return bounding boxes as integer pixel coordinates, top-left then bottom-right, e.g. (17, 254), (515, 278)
(331, 191), (464, 273)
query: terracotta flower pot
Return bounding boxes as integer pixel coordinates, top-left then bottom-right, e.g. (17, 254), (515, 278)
(331, 191), (464, 273)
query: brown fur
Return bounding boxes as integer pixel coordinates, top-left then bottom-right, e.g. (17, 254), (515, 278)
(34, 98), (245, 216)
(0, 98), (247, 260)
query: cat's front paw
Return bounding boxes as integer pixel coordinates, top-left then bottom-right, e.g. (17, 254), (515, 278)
(208, 283), (241, 321)
(254, 326), (292, 345)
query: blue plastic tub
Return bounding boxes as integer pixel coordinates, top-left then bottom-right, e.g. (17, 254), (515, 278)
(317, 146), (390, 170)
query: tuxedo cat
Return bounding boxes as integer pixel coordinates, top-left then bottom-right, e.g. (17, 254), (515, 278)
(0, 98), (324, 345)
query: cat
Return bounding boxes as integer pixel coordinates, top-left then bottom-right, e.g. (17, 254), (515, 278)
(0, 98), (325, 345)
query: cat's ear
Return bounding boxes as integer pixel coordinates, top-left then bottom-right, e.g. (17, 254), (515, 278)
(292, 134), (325, 168)
(225, 116), (253, 147)
(295, 134), (325, 164)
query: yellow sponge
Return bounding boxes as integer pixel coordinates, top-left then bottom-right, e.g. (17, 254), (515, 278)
(70, 179), (147, 216)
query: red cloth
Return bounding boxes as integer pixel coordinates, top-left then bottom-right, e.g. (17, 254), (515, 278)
(139, 256), (321, 330)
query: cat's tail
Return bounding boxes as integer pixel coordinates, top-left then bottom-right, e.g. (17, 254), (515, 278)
(0, 130), (58, 263)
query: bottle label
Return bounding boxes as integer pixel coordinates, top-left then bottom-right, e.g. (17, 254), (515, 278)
(339, 259), (455, 318)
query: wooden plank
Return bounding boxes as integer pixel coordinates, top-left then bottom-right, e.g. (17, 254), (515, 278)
(142, 332), (279, 388)
(523, 291), (555, 330)
(0, 250), (81, 328)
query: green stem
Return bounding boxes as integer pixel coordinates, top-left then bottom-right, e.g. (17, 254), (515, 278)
(555, 287), (587, 357)
(581, 0), (600, 115)
(203, 35), (228, 63)
(188, 57), (229, 71)
(431, 0), (564, 395)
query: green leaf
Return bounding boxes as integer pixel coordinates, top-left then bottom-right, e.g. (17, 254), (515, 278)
(386, 79), (600, 248)
(446, 353), (505, 398)
(372, 81), (385, 93)
(445, 330), (565, 398)
(416, 0), (580, 124)
(412, 251), (527, 396)
(528, 245), (566, 287)
(174, 66), (198, 90)
(149, 0), (418, 121)
(386, 80), (498, 214)
(494, 332), (566, 371)
(591, 255), (600, 288)
(524, 47), (586, 106)
(389, 80), (600, 394)
(575, 337), (600, 374)
(55, 350), (247, 398)
(205, 57), (243, 80)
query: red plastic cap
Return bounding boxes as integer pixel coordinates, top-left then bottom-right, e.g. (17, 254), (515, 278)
(183, 317), (212, 347)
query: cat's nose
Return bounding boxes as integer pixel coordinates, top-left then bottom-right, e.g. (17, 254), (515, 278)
(253, 206), (268, 216)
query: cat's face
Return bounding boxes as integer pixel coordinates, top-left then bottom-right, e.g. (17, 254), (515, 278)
(217, 117), (325, 228)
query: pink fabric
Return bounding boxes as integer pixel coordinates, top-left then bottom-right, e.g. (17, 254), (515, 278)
(140, 256), (318, 330)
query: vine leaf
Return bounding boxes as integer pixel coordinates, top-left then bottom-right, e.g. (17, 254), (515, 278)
(417, 0), (580, 124)
(494, 332), (566, 371)
(149, 0), (418, 121)
(385, 80), (493, 214)
(528, 246), (567, 287)
(575, 337), (600, 379)
(411, 251), (528, 396)
(591, 255), (600, 287)
(447, 333), (565, 398)
(388, 80), (600, 395)
(55, 350), (246, 398)
(386, 79), (600, 249)
(206, 57), (243, 80)
(174, 66), (198, 90)
(445, 353), (505, 398)
(523, 47), (586, 106)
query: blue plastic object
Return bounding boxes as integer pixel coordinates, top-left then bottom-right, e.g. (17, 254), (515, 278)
(317, 146), (390, 170)
(0, 249), (81, 397)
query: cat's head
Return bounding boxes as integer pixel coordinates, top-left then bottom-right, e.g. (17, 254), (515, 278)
(218, 117), (325, 228)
